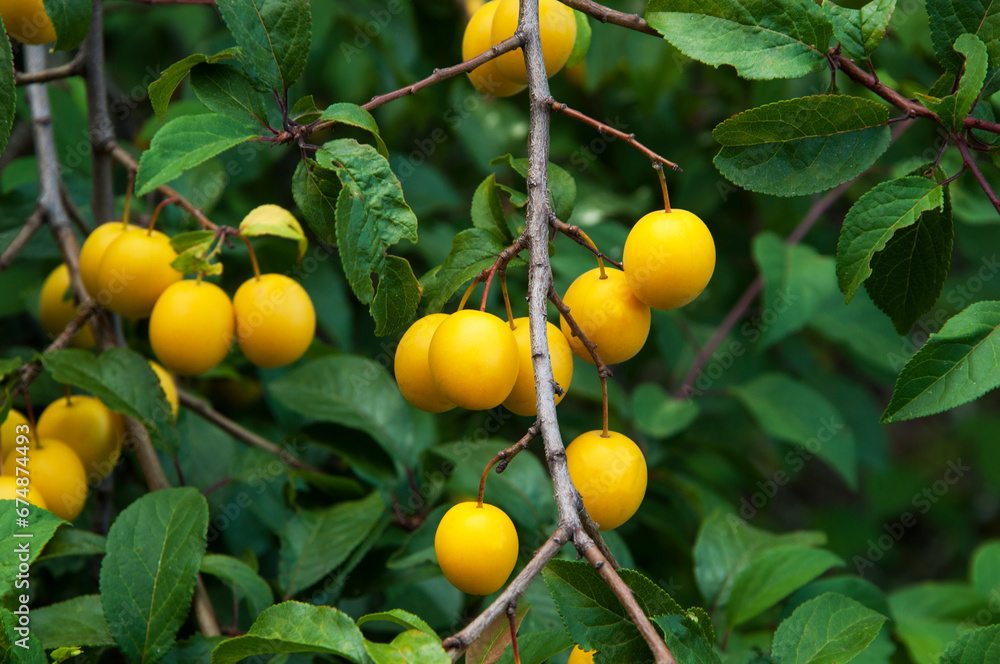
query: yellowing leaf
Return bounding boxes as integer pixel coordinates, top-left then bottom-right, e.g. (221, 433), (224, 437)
(240, 204), (308, 260)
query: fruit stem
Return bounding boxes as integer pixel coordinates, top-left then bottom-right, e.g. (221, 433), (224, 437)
(500, 271), (516, 330)
(576, 229), (606, 279)
(458, 279), (479, 311)
(508, 604), (521, 664)
(64, 384), (72, 406)
(601, 376), (610, 438)
(195, 271), (204, 285)
(655, 162), (672, 213)
(147, 195), (178, 236)
(480, 269), (496, 312)
(478, 453), (502, 508)
(22, 388), (40, 450)
(239, 234), (262, 280)
(121, 170), (135, 229)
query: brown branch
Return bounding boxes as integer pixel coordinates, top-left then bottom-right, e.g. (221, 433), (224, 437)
(177, 389), (324, 474)
(833, 52), (933, 122)
(547, 286), (612, 381)
(956, 137), (1000, 216)
(557, 0), (660, 37)
(479, 424), (541, 505)
(550, 217), (623, 269)
(10, 301), (102, 391)
(15, 52), (86, 86)
(478, 231), (531, 283)
(84, 0), (115, 225)
(547, 98), (681, 171)
(0, 210), (44, 272)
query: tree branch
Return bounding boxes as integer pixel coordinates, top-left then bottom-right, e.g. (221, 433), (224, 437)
(84, 0), (115, 225)
(956, 137), (1000, 216)
(0, 209), (44, 272)
(550, 217), (623, 269)
(557, 0), (660, 37)
(15, 51), (86, 86)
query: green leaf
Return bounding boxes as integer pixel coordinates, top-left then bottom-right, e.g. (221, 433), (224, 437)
(646, 0), (833, 80)
(881, 301), (1000, 422)
(200, 554), (275, 619)
(239, 204), (308, 261)
(40, 348), (178, 454)
(752, 232), (840, 348)
(0, 501), (64, 599)
(317, 103), (388, 157)
(491, 155), (576, 221)
(715, 95), (891, 196)
(1, 609), (46, 663)
(421, 228), (510, 313)
(836, 177), (944, 302)
(0, 16), (13, 157)
(939, 624), (1000, 664)
(826, 0), (896, 60)
(170, 230), (216, 255)
(652, 615), (722, 664)
(42, 0), (91, 51)
(971, 541), (1000, 597)
(927, 0), (1000, 75)
(210, 602), (369, 664)
(148, 50), (238, 124)
(465, 605), (529, 664)
(278, 492), (384, 597)
(32, 595), (115, 649)
(357, 610), (435, 636)
(733, 373), (858, 488)
(37, 526), (106, 561)
(772, 592), (887, 664)
(543, 560), (683, 663)
(293, 161), (341, 246)
(370, 255), (421, 337)
(0, 357), (22, 381)
(495, 630), (574, 664)
(727, 546), (844, 627)
(215, 0), (311, 92)
(471, 174), (514, 243)
(864, 183), (953, 335)
(100, 488), (209, 664)
(164, 635), (226, 664)
(365, 630), (449, 664)
(566, 11), (592, 69)
(269, 355), (416, 465)
(190, 63), (271, 128)
(918, 34), (988, 130)
(135, 113), (260, 196)
(630, 382), (699, 438)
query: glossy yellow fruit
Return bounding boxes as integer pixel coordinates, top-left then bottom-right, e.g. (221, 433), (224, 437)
(37, 396), (122, 482)
(38, 264), (96, 349)
(150, 280), (235, 375)
(624, 209), (716, 310)
(566, 430), (647, 530)
(79, 222), (132, 299)
(503, 317), (573, 416)
(96, 228), (182, 319)
(234, 274), (316, 369)
(2, 438), (87, 522)
(434, 501), (518, 595)
(395, 314), (456, 413)
(492, 0), (576, 84)
(559, 268), (650, 365)
(463, 1), (525, 97)
(428, 309), (519, 410)
(149, 361), (179, 421)
(0, 409), (30, 466)
(0, 475), (47, 509)
(0, 0), (56, 44)
(568, 647), (596, 664)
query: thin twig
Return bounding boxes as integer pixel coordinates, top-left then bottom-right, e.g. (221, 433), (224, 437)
(550, 217), (623, 269)
(956, 137), (1000, 216)
(547, 286), (612, 381)
(478, 424), (541, 505)
(84, 0), (115, 225)
(0, 210), (44, 272)
(557, 0), (660, 37)
(15, 51), (86, 86)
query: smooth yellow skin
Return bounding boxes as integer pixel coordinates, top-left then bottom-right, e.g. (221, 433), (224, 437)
(395, 314), (456, 413)
(79, 222), (133, 299)
(624, 209), (716, 310)
(463, 1), (525, 97)
(566, 430), (647, 530)
(503, 317), (573, 416)
(568, 647), (596, 664)
(2, 438), (88, 522)
(428, 309), (519, 410)
(234, 274), (316, 369)
(434, 501), (518, 595)
(149, 360), (179, 421)
(37, 396), (122, 482)
(492, 0), (576, 84)
(0, 476), (47, 509)
(96, 228), (182, 319)
(0, 0), (56, 44)
(0, 409), (30, 465)
(38, 264), (96, 349)
(150, 280), (235, 375)
(559, 268), (651, 365)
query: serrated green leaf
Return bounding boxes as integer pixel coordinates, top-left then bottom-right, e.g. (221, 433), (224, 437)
(371, 255), (421, 337)
(918, 34), (988, 130)
(200, 554), (274, 619)
(269, 355), (415, 465)
(1, 609), (46, 663)
(293, 160), (341, 246)
(727, 546), (844, 627)
(420, 228), (513, 313)
(865, 183), (953, 335)
(148, 50), (238, 124)
(491, 155), (576, 221)
(630, 382), (699, 438)
(278, 492), (384, 597)
(472, 174), (514, 243)
(652, 615), (722, 664)
(772, 592), (887, 664)
(42, 0), (91, 51)
(0, 501), (64, 599)
(939, 624), (1000, 664)
(733, 373), (858, 488)
(210, 602), (369, 664)
(836, 177), (943, 302)
(928, 0), (1000, 75)
(365, 629), (449, 664)
(190, 63), (271, 128)
(99, 488), (209, 664)
(495, 630), (573, 664)
(713, 96), (891, 196)
(0, 16), (13, 157)
(32, 595), (115, 649)
(0, 357), (21, 381)
(566, 10), (592, 69)
(358, 610), (435, 636)
(39, 348), (179, 454)
(317, 103), (388, 157)
(881, 301), (1000, 422)
(215, 0), (311, 92)
(291, 94), (320, 121)
(171, 251), (223, 277)
(646, 0), (833, 80)
(37, 526), (106, 561)
(170, 230), (216, 255)
(240, 204), (307, 261)
(136, 114), (260, 196)
(889, 583), (988, 664)
(826, 0), (896, 60)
